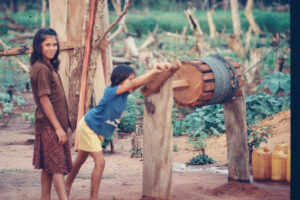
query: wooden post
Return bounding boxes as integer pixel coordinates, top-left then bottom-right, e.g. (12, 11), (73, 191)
(74, 0), (99, 151)
(222, 90), (250, 182)
(143, 78), (173, 200)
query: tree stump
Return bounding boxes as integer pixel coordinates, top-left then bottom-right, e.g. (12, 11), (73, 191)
(131, 123), (143, 158)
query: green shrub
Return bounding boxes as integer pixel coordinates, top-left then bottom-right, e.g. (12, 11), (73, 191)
(13, 95), (26, 107)
(183, 104), (225, 138)
(188, 137), (206, 151)
(247, 125), (272, 151)
(257, 72), (290, 95)
(118, 95), (138, 133)
(186, 154), (215, 166)
(21, 112), (35, 126)
(245, 92), (290, 125)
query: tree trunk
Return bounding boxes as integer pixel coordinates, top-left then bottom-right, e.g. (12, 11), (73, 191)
(244, 0), (261, 35)
(86, 0), (107, 110)
(41, 0), (46, 28)
(207, 11), (217, 38)
(143, 77), (173, 200)
(66, 0), (89, 130)
(13, 0), (18, 12)
(230, 0), (242, 37)
(223, 90), (250, 182)
(223, 0), (230, 10)
(49, 0), (70, 102)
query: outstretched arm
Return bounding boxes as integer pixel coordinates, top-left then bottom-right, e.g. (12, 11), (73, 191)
(116, 62), (172, 95)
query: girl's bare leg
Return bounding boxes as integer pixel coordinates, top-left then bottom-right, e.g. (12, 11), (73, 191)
(90, 151), (105, 200)
(66, 150), (89, 197)
(53, 173), (68, 200)
(41, 170), (53, 200)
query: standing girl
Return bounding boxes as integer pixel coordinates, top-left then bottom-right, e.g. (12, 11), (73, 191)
(66, 63), (172, 199)
(30, 28), (72, 200)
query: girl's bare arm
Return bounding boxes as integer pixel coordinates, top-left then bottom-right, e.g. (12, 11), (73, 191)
(40, 95), (67, 145)
(116, 62), (171, 95)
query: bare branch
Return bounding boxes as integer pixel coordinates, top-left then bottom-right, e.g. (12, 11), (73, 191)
(0, 38), (29, 73)
(107, 0), (129, 41)
(96, 0), (133, 48)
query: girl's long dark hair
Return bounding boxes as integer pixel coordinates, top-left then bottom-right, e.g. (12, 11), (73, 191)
(110, 64), (135, 86)
(30, 28), (60, 71)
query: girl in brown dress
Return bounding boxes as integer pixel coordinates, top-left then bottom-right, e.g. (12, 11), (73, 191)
(30, 28), (72, 200)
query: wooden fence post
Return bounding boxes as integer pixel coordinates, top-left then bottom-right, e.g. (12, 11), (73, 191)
(142, 78), (173, 200)
(223, 90), (250, 182)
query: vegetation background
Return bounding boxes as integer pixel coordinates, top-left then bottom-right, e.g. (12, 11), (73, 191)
(0, 0), (290, 161)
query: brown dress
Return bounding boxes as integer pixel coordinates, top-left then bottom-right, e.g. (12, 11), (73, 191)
(30, 60), (72, 174)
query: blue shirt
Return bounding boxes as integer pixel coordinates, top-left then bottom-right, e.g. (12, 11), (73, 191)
(84, 86), (129, 137)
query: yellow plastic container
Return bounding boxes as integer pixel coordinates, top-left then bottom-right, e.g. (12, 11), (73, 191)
(271, 145), (287, 181)
(286, 149), (291, 183)
(252, 147), (271, 181)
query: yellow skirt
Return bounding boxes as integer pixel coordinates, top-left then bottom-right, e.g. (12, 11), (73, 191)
(77, 117), (104, 152)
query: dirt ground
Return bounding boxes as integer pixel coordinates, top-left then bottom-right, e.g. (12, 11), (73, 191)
(0, 92), (290, 200)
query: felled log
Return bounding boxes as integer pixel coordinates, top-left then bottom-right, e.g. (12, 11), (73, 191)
(139, 24), (159, 50)
(0, 42), (81, 57)
(124, 36), (139, 59)
(226, 34), (244, 55)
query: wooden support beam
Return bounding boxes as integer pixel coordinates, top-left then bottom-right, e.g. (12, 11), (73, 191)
(0, 42), (80, 57)
(143, 77), (173, 200)
(222, 89), (250, 182)
(74, 0), (99, 151)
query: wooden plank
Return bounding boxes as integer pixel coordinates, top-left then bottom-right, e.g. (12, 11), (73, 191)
(203, 82), (215, 92)
(203, 72), (215, 81)
(223, 89), (250, 182)
(196, 64), (212, 73)
(141, 59), (181, 97)
(143, 78), (173, 200)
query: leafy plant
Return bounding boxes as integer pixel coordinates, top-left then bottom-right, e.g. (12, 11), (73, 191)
(247, 125), (273, 151)
(118, 95), (138, 133)
(188, 137), (206, 152)
(245, 93), (290, 125)
(186, 154), (215, 166)
(21, 112), (35, 126)
(257, 72), (290, 95)
(13, 95), (26, 107)
(172, 120), (186, 136)
(173, 143), (179, 152)
(183, 104), (225, 138)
